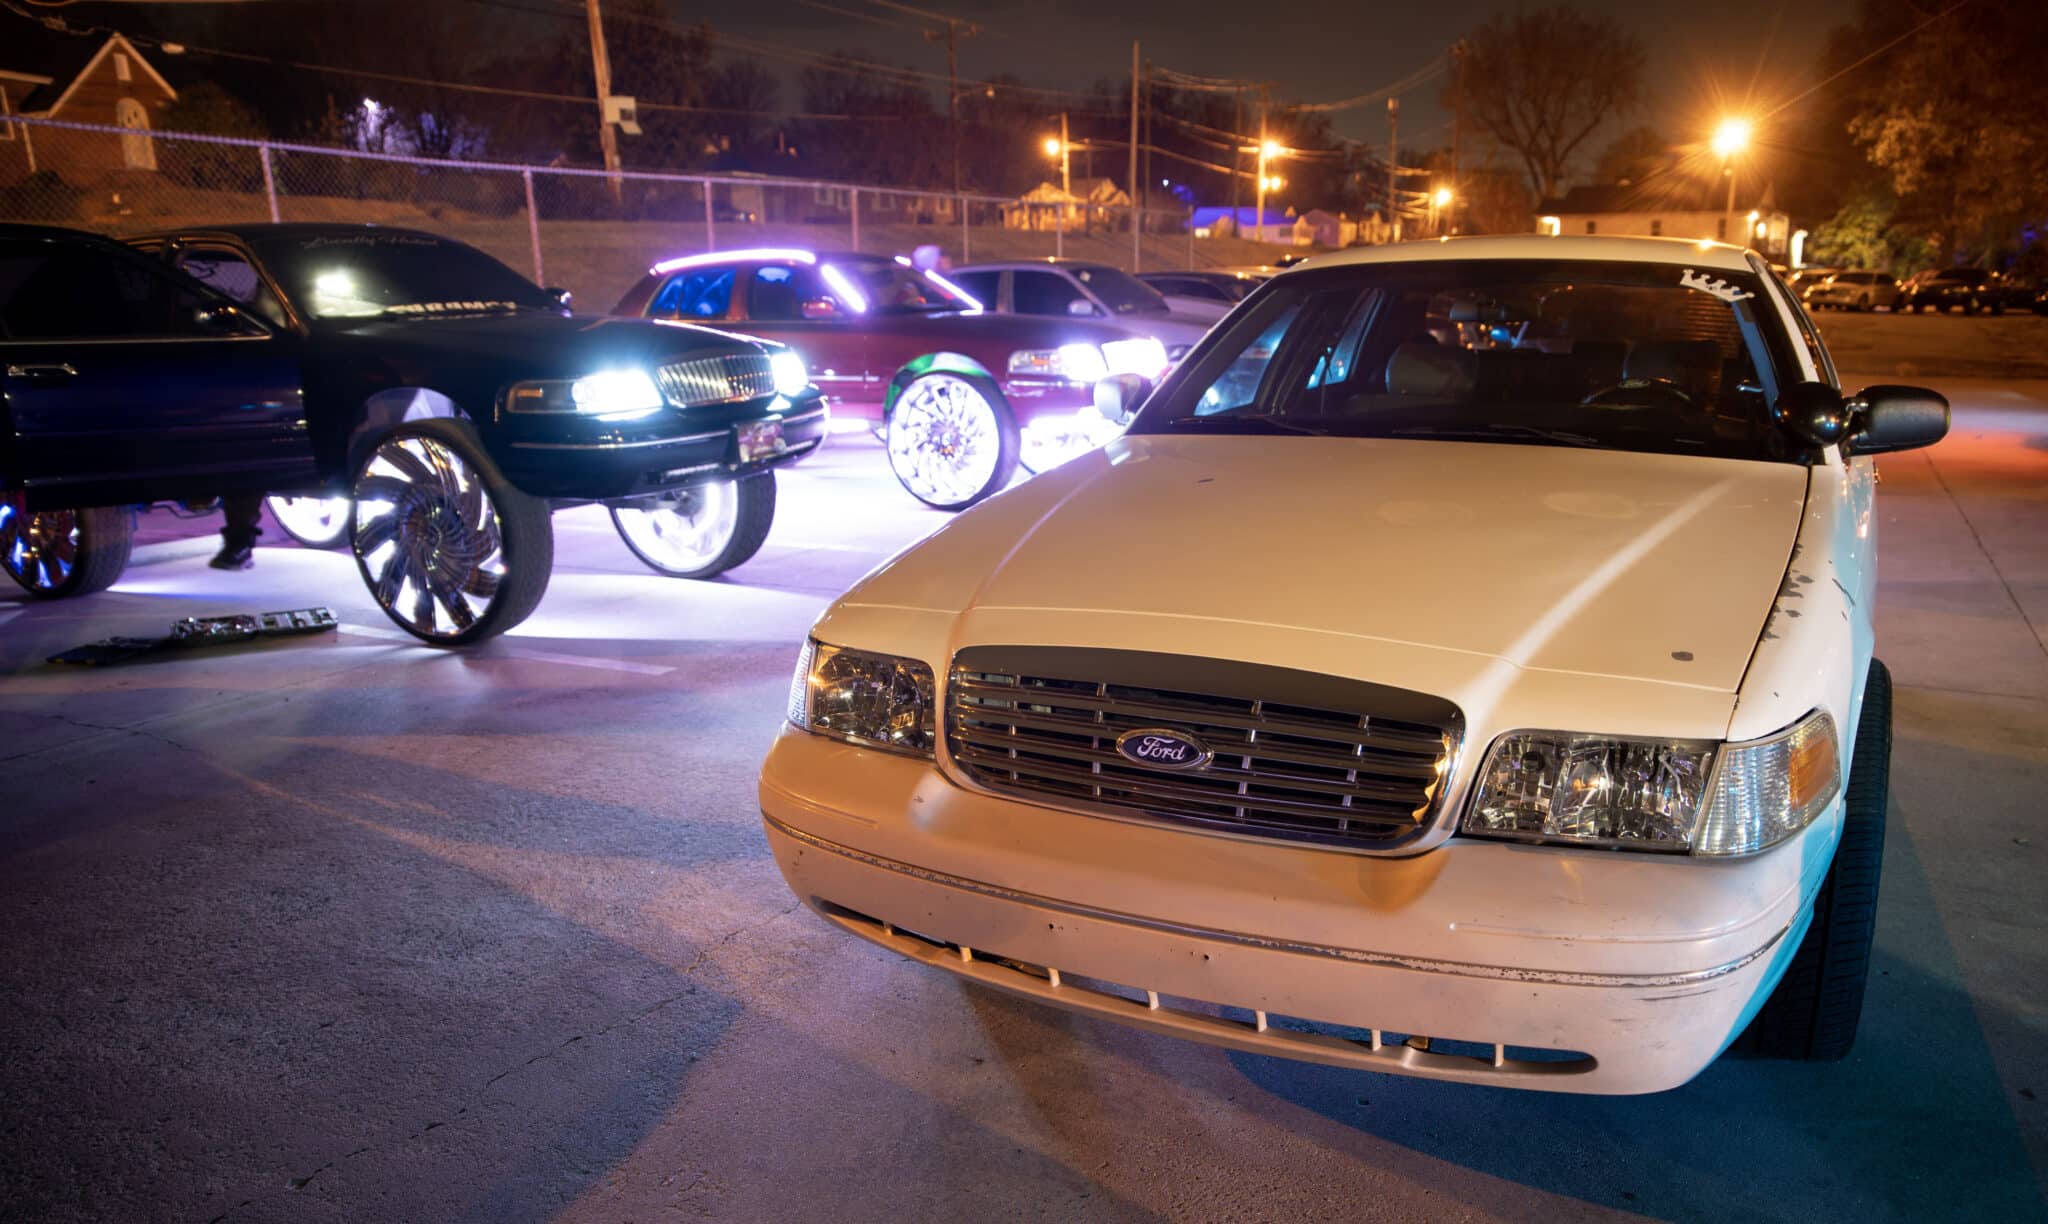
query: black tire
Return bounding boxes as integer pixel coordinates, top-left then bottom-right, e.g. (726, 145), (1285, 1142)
(884, 371), (1020, 511)
(609, 471), (775, 580)
(1857, 294), (1871, 312)
(348, 421), (553, 646)
(0, 504), (132, 598)
(1736, 658), (1891, 1061)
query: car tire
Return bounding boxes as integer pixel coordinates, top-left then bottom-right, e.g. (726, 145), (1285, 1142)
(0, 504), (132, 598)
(885, 371), (1020, 511)
(264, 494), (352, 549)
(1857, 294), (1870, 312)
(348, 421), (552, 646)
(609, 472), (775, 579)
(1736, 657), (1891, 1062)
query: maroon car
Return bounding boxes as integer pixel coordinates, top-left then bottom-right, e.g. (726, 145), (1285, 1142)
(612, 248), (1167, 509)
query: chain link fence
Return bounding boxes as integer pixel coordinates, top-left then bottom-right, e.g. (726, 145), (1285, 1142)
(2, 116), (1295, 310)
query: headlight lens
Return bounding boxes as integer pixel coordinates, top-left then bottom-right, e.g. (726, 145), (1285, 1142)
(570, 369), (665, 421)
(1462, 709), (1841, 856)
(770, 350), (810, 398)
(1101, 336), (1170, 380)
(1008, 343), (1109, 383)
(787, 638), (936, 756)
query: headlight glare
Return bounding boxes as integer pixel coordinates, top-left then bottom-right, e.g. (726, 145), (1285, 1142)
(570, 368), (665, 421)
(1102, 336), (1170, 380)
(1693, 710), (1840, 856)
(1008, 344), (1108, 383)
(1464, 732), (1715, 851)
(770, 350), (811, 398)
(790, 639), (935, 756)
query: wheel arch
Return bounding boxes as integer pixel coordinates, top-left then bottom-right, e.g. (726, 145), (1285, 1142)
(344, 387), (478, 471)
(881, 352), (1006, 421)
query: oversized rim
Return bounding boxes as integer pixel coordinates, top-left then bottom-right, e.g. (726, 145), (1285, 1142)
(0, 502), (78, 592)
(265, 494), (352, 548)
(351, 435), (507, 640)
(611, 482), (740, 575)
(886, 374), (1003, 507)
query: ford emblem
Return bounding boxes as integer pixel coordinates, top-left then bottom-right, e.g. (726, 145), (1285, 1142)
(1114, 727), (1213, 771)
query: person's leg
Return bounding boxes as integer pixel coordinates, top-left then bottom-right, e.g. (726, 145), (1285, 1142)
(211, 494), (264, 570)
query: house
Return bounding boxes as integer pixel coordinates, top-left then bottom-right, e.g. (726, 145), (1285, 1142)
(1189, 205), (1295, 241)
(1290, 209), (1354, 249)
(1535, 180), (1791, 259)
(1, 26), (178, 185)
(1003, 177), (1130, 232)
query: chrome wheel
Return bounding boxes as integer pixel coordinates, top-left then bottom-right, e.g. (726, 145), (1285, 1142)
(611, 482), (740, 576)
(0, 503), (77, 593)
(886, 374), (1007, 509)
(351, 435), (506, 640)
(265, 494), (352, 549)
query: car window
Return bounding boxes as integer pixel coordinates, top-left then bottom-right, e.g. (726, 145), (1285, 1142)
(0, 239), (224, 341)
(1135, 259), (1802, 464)
(248, 230), (556, 319)
(949, 269), (1000, 307)
(1072, 265), (1171, 314)
(1767, 267), (1836, 388)
(1014, 269), (1093, 317)
(651, 267), (736, 320)
(745, 263), (829, 321)
(177, 246), (289, 326)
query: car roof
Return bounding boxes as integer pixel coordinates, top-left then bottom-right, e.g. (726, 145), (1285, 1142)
(0, 221), (120, 244)
(124, 222), (449, 245)
(1295, 234), (1758, 275)
(955, 258), (1108, 271)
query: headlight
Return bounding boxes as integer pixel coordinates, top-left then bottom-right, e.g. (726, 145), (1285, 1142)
(770, 350), (811, 398)
(787, 638), (936, 756)
(506, 369), (666, 421)
(1008, 344), (1108, 383)
(1461, 709), (1840, 856)
(1102, 336), (1169, 380)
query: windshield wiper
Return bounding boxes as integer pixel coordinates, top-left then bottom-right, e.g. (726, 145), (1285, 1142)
(1390, 423), (1602, 447)
(1167, 414), (1330, 436)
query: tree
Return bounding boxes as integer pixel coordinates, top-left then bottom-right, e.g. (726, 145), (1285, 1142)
(1593, 125), (1666, 184)
(1446, 6), (1646, 201)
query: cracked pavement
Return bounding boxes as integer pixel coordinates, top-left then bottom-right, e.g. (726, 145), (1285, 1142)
(2, 368), (2045, 1221)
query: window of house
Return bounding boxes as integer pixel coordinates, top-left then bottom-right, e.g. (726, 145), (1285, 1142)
(1585, 220), (1597, 235)
(1650, 219), (1662, 236)
(114, 53), (132, 83)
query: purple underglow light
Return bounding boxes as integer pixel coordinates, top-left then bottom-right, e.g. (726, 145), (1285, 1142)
(819, 263), (870, 313)
(649, 248), (817, 274)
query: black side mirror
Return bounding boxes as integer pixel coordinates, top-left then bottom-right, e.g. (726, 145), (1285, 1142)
(1845, 384), (1949, 454)
(544, 286), (573, 309)
(194, 303), (252, 334)
(1772, 380), (1853, 448)
(1093, 372), (1151, 425)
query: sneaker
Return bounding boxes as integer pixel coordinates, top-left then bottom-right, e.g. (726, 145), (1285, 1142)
(209, 543), (256, 571)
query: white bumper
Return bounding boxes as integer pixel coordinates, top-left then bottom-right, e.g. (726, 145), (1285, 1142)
(761, 730), (1826, 1096)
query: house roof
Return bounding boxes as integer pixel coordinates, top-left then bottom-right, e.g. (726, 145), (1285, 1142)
(0, 21), (176, 112)
(1538, 179), (1779, 216)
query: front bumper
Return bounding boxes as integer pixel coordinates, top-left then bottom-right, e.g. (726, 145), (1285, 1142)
(761, 730), (1818, 1096)
(492, 396), (828, 500)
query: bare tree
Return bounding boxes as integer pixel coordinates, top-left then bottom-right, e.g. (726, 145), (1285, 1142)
(1447, 6), (1645, 201)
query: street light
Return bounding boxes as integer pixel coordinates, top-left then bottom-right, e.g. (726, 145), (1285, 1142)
(1711, 116), (1753, 246)
(1043, 115), (1072, 257)
(1256, 140), (1286, 244)
(1432, 186), (1454, 236)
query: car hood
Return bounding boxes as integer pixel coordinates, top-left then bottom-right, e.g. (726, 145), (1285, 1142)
(320, 310), (766, 376)
(839, 435), (1808, 693)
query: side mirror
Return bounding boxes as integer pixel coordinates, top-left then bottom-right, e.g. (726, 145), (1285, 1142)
(194, 302), (251, 334)
(544, 286), (573, 309)
(1771, 380), (1853, 448)
(1092, 372), (1152, 425)
(801, 298), (840, 320)
(1845, 384), (1950, 455)
(1066, 298), (1099, 318)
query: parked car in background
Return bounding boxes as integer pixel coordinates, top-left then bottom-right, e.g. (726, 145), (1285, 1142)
(612, 249), (1161, 509)
(2, 222), (824, 641)
(1786, 266), (1839, 301)
(1135, 270), (1266, 320)
(949, 259), (1214, 360)
(761, 235), (1949, 1095)
(1898, 267), (2028, 314)
(1804, 270), (1901, 312)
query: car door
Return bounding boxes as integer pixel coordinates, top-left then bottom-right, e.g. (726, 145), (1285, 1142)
(0, 235), (310, 510)
(732, 261), (872, 404)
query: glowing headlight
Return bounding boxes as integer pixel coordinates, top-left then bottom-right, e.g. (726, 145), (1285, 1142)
(1007, 344), (1108, 383)
(770, 350), (810, 398)
(787, 638), (936, 756)
(1102, 336), (1170, 380)
(570, 369), (665, 421)
(1462, 710), (1840, 856)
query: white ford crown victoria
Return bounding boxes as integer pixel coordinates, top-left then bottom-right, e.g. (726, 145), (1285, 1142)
(760, 236), (1949, 1095)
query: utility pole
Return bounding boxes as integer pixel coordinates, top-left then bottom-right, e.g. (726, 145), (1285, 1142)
(1386, 96), (1399, 244)
(1229, 86), (1243, 226)
(1128, 40), (1141, 272)
(585, 0), (622, 207)
(1055, 112), (1070, 259)
(1449, 43), (1463, 235)
(923, 18), (978, 196)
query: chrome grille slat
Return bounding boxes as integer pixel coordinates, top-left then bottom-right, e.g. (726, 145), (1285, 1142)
(655, 352), (777, 408)
(947, 648), (1462, 852)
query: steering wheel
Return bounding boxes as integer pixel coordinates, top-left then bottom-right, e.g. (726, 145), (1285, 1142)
(1582, 377), (1697, 411)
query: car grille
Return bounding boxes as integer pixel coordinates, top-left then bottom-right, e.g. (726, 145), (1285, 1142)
(946, 647), (1462, 851)
(655, 352), (776, 408)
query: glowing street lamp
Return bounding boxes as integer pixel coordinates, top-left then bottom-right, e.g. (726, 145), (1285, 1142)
(1255, 139), (1287, 244)
(1432, 185), (1454, 236)
(1043, 114), (1072, 257)
(1711, 116), (1754, 245)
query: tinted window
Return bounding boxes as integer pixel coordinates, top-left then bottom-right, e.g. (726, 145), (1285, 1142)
(745, 264), (827, 321)
(1014, 269), (1091, 316)
(1072, 264), (1170, 314)
(178, 246), (289, 326)
(949, 270), (1000, 308)
(831, 257), (972, 313)
(248, 230), (556, 319)
(651, 267), (735, 320)
(0, 239), (218, 340)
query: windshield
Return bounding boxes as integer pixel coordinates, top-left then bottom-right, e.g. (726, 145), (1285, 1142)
(251, 231), (559, 319)
(1129, 259), (1804, 463)
(832, 257), (973, 314)
(1073, 264), (1171, 315)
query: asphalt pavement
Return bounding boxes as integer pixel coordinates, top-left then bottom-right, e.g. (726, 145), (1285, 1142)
(2, 332), (2044, 1221)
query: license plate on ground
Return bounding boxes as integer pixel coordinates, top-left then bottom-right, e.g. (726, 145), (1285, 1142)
(737, 421), (786, 463)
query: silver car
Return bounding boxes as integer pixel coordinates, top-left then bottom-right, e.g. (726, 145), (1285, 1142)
(949, 259), (1214, 359)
